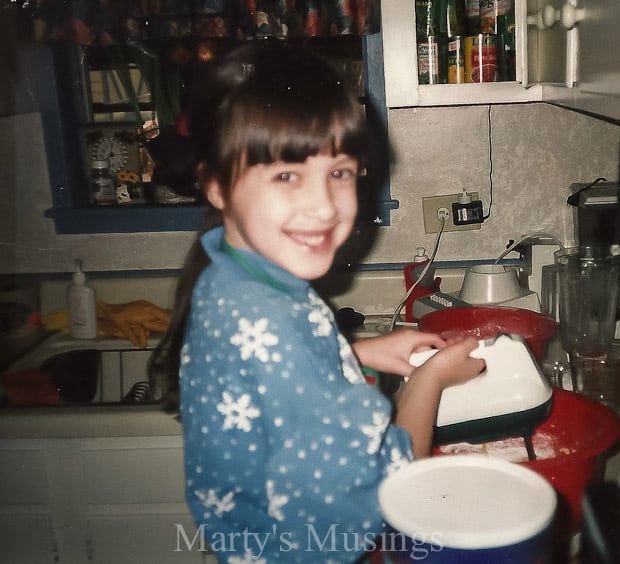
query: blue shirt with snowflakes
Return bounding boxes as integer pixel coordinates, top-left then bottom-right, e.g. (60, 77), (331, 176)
(180, 227), (413, 563)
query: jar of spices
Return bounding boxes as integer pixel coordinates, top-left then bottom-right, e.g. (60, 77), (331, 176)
(91, 159), (115, 205)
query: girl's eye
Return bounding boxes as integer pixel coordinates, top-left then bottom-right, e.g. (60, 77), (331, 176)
(332, 168), (356, 179)
(274, 171), (298, 183)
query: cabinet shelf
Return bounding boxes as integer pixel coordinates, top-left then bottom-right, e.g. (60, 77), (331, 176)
(44, 205), (206, 234)
(416, 82), (543, 107)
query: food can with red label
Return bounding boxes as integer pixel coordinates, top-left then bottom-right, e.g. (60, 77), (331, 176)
(417, 38), (440, 85)
(464, 34), (498, 83)
(448, 36), (465, 84)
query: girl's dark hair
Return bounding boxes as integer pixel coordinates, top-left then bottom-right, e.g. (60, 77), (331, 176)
(149, 41), (372, 412)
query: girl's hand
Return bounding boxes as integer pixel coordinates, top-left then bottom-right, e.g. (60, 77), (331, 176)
(395, 337), (485, 459)
(351, 329), (447, 379)
(415, 336), (485, 389)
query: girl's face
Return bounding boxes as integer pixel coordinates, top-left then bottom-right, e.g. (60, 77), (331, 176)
(207, 152), (359, 280)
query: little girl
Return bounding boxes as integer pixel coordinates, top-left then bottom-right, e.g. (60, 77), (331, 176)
(151, 42), (484, 563)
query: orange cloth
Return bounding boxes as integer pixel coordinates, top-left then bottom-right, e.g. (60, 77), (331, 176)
(96, 300), (170, 348)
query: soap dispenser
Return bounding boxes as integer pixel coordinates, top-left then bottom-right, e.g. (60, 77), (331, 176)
(67, 259), (97, 339)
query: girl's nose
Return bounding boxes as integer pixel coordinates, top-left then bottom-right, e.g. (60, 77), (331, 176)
(306, 177), (337, 220)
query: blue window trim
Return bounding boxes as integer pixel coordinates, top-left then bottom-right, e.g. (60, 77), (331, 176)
(38, 35), (398, 234)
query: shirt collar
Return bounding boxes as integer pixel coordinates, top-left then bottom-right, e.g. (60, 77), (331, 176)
(201, 226), (311, 301)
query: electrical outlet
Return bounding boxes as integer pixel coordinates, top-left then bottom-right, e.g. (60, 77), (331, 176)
(422, 192), (482, 234)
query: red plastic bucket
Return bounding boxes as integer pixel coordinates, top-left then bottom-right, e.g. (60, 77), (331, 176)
(418, 306), (558, 364)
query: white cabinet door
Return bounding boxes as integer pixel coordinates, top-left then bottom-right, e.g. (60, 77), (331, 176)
(88, 513), (206, 564)
(0, 448), (57, 564)
(0, 515), (57, 564)
(82, 437), (206, 563)
(541, 0), (620, 120)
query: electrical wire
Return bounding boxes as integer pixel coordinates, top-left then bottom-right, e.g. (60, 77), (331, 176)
(388, 216), (448, 332)
(493, 232), (566, 264)
(483, 104), (494, 220)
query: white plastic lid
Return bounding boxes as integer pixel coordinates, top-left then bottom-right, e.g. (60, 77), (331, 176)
(379, 455), (556, 549)
(73, 260), (86, 285)
(413, 247), (429, 263)
(458, 189), (472, 204)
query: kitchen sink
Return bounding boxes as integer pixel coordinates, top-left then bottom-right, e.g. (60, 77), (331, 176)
(0, 332), (162, 407)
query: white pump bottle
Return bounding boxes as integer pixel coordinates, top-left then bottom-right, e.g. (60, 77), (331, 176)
(67, 259), (97, 339)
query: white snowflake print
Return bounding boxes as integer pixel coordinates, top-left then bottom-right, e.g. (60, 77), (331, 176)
(266, 480), (289, 521)
(338, 335), (365, 384)
(360, 412), (390, 454)
(180, 343), (191, 365)
(385, 447), (410, 475)
(228, 549), (266, 564)
(230, 317), (279, 362)
(195, 488), (236, 517)
(217, 391), (260, 432)
(308, 308), (332, 337)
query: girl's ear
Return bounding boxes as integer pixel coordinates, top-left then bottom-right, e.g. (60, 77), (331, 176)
(196, 163), (226, 210)
(205, 179), (226, 210)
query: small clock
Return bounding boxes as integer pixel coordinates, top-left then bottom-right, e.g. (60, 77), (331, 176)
(92, 135), (128, 174)
(84, 126), (140, 177)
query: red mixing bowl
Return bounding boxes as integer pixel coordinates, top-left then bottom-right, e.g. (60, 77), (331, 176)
(522, 389), (620, 535)
(434, 390), (620, 539)
(418, 306), (558, 364)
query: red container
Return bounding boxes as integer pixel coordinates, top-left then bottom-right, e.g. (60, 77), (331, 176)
(433, 390), (620, 540)
(418, 306), (558, 364)
(523, 389), (620, 535)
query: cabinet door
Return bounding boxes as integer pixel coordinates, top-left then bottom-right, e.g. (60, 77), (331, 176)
(540, 0), (620, 120)
(88, 513), (206, 564)
(82, 438), (207, 563)
(0, 448), (57, 564)
(0, 515), (57, 564)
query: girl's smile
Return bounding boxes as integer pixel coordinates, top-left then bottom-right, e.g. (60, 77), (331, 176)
(207, 152), (359, 280)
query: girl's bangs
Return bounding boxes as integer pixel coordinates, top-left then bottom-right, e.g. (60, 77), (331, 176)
(228, 96), (368, 171)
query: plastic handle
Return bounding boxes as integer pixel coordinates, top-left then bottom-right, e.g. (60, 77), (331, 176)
(408, 339), (488, 368)
(527, 3), (584, 31)
(561, 4), (584, 30)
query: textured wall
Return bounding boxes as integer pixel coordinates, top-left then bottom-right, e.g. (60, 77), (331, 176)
(357, 102), (620, 264)
(1, 102), (619, 274)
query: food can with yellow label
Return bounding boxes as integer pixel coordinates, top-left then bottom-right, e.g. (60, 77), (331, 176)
(448, 36), (465, 84)
(464, 34), (498, 83)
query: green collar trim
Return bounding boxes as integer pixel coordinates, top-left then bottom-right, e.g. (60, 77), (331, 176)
(220, 238), (293, 296)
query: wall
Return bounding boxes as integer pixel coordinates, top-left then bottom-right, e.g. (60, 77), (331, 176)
(1, 102), (619, 275)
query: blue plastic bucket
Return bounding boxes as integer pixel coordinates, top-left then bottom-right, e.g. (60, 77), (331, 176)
(378, 455), (557, 563)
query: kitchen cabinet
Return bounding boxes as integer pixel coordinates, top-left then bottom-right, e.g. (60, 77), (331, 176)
(380, 0), (620, 122)
(0, 417), (215, 564)
(21, 33), (397, 234)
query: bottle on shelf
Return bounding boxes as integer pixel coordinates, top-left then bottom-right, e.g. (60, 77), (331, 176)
(465, 0), (481, 34)
(416, 0), (440, 84)
(435, 0), (467, 83)
(67, 259), (97, 339)
(91, 159), (115, 205)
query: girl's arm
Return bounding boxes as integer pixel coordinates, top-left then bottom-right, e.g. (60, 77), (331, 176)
(394, 337), (484, 459)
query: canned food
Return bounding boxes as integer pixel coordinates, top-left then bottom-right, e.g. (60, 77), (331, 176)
(417, 38), (440, 85)
(464, 34), (498, 83)
(448, 36), (465, 84)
